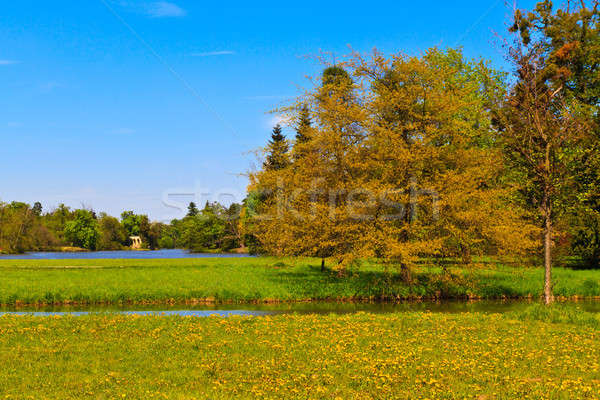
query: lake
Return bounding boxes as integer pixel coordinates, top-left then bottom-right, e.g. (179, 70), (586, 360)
(2, 299), (599, 317)
(0, 249), (252, 260)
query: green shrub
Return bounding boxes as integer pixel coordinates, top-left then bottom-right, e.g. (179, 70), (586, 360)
(158, 236), (175, 249)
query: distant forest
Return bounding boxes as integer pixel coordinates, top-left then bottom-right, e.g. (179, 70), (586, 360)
(0, 201), (248, 254)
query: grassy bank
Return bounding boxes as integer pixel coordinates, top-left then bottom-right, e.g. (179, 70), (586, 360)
(0, 258), (599, 306)
(0, 311), (598, 399)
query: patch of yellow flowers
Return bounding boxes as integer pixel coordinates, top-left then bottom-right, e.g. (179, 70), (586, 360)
(0, 312), (598, 399)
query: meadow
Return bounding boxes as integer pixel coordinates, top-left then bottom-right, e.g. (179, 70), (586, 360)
(0, 307), (598, 399)
(0, 257), (599, 306)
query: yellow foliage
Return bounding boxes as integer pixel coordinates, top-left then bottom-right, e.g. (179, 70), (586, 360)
(248, 48), (540, 271)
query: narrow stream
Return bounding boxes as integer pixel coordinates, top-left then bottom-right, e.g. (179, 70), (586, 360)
(2, 300), (599, 317)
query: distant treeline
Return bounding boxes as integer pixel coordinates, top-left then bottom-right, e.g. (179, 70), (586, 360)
(0, 201), (249, 254)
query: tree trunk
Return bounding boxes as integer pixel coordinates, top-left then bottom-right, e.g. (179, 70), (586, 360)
(543, 196), (554, 305)
(543, 138), (554, 305)
(401, 263), (412, 284)
(461, 244), (472, 265)
(321, 258), (325, 272)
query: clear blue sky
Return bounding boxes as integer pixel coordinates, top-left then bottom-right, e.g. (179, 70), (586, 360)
(0, 0), (536, 222)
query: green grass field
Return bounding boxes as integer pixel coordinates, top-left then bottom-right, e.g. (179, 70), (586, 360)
(0, 257), (599, 306)
(0, 308), (598, 399)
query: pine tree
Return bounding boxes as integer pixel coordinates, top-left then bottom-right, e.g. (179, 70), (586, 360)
(295, 104), (311, 145)
(322, 66), (352, 87)
(32, 202), (43, 217)
(187, 202), (199, 217)
(263, 124), (290, 171)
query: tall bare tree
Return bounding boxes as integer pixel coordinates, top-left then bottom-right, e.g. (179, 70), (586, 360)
(498, 7), (586, 304)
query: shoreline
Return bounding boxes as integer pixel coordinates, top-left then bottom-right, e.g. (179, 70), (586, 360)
(1, 258), (598, 309)
(3, 294), (600, 309)
(0, 248), (248, 257)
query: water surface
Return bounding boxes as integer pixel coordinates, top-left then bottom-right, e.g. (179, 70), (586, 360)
(2, 300), (599, 317)
(0, 249), (251, 260)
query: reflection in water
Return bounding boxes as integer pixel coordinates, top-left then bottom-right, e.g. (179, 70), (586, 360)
(1, 300), (599, 317)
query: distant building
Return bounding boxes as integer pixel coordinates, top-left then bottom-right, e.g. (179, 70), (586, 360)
(130, 236), (142, 249)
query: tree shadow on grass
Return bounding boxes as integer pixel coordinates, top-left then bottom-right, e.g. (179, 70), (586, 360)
(261, 265), (466, 300)
(470, 274), (529, 298)
(263, 264), (535, 300)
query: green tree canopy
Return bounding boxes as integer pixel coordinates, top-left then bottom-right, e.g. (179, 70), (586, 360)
(121, 211), (142, 237)
(97, 213), (127, 250)
(64, 209), (100, 250)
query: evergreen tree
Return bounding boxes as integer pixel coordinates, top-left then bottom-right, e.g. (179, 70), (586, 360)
(32, 202), (43, 217)
(322, 66), (352, 87)
(187, 202), (199, 217)
(263, 124), (289, 171)
(320, 66), (354, 105)
(295, 104), (311, 145)
(292, 105), (312, 161)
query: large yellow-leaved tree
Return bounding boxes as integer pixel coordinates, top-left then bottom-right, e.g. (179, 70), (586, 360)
(248, 48), (539, 275)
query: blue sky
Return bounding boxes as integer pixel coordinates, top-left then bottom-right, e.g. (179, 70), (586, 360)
(0, 0), (536, 221)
